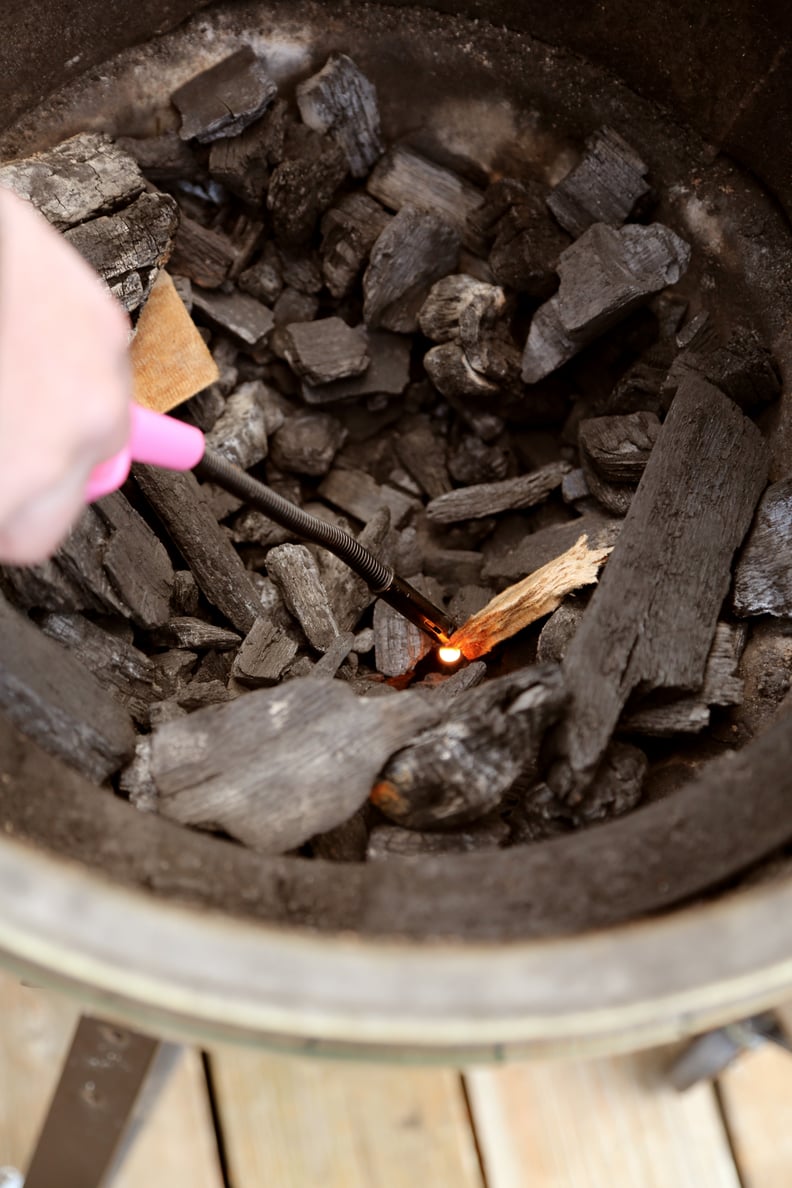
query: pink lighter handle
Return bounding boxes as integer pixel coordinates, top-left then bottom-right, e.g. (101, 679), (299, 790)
(85, 405), (206, 501)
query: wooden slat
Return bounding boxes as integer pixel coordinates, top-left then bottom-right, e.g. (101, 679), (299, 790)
(0, 975), (222, 1187)
(718, 1043), (792, 1188)
(466, 1052), (741, 1188)
(210, 1049), (484, 1188)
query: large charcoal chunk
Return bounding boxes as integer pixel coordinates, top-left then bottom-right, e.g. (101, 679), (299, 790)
(281, 318), (369, 385)
(297, 53), (384, 177)
(173, 47), (277, 143)
(547, 126), (650, 237)
(363, 204), (460, 332)
(367, 145), (483, 251)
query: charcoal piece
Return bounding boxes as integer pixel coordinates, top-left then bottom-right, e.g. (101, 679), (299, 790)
(267, 132), (347, 245)
(208, 106), (284, 204)
(422, 548), (483, 587)
(229, 508), (292, 549)
(173, 47), (277, 143)
(547, 127), (650, 237)
(272, 287), (320, 327)
(318, 507), (391, 631)
(521, 223), (691, 383)
(133, 465), (262, 634)
(302, 331), (410, 405)
(110, 273), (145, 312)
(417, 659), (488, 703)
(367, 817), (508, 859)
(418, 274), (506, 343)
(297, 53), (383, 177)
(0, 132), (144, 228)
(0, 592), (134, 784)
(151, 617), (241, 651)
(426, 460), (569, 524)
(312, 631), (356, 678)
(469, 178), (570, 296)
(353, 628), (375, 654)
(182, 384), (226, 434)
(238, 243), (283, 305)
(367, 145), (483, 251)
(191, 288), (274, 348)
(623, 622), (747, 736)
(363, 204), (460, 332)
(310, 807), (370, 862)
(275, 247), (323, 295)
(319, 466), (419, 527)
(372, 666), (566, 829)
(64, 191), (178, 312)
(604, 339), (677, 416)
(281, 318), (369, 385)
(266, 543), (339, 652)
(578, 411), (661, 483)
(170, 570), (201, 618)
(39, 612), (160, 725)
(549, 377), (768, 802)
(578, 463), (635, 517)
(148, 700), (189, 727)
(733, 478), (792, 616)
(116, 133), (200, 183)
(447, 584), (492, 625)
(676, 310), (715, 351)
(483, 513), (621, 582)
(424, 342), (499, 400)
(177, 680), (233, 710)
(203, 380), (279, 469)
(393, 417), (452, 500)
(373, 576), (444, 677)
(447, 436), (510, 486)
(168, 215), (236, 288)
(193, 649), (234, 685)
(561, 468), (591, 505)
(536, 599), (586, 663)
(268, 410), (347, 476)
(147, 678), (435, 853)
(730, 621), (792, 740)
(572, 741), (647, 824)
(320, 192), (391, 298)
(149, 649), (199, 698)
(662, 326), (781, 412)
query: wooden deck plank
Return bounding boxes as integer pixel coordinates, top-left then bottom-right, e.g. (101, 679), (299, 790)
(210, 1049), (484, 1188)
(718, 1043), (792, 1188)
(466, 1051), (741, 1188)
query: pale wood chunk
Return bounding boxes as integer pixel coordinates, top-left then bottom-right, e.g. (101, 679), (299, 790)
(363, 204), (460, 332)
(297, 53), (383, 177)
(149, 678), (436, 853)
(173, 47), (277, 143)
(418, 273), (506, 343)
(450, 534), (611, 659)
(547, 125), (650, 236)
(130, 271), (219, 414)
(266, 543), (339, 652)
(733, 478), (792, 616)
(483, 512), (620, 582)
(191, 287), (274, 346)
(281, 318), (369, 384)
(427, 460), (570, 524)
(719, 1042), (792, 1188)
(367, 144), (484, 251)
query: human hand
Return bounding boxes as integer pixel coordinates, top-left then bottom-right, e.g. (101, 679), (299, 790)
(0, 187), (131, 564)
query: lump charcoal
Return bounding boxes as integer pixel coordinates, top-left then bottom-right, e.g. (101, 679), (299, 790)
(267, 129), (347, 245)
(191, 288), (274, 348)
(151, 617), (241, 651)
(297, 53), (383, 177)
(302, 331), (410, 405)
(116, 132), (200, 183)
(561, 468), (591, 505)
(173, 47), (277, 143)
(367, 817), (508, 859)
(231, 618), (299, 686)
(521, 223), (691, 383)
(310, 807), (370, 862)
(277, 247), (323, 294)
(393, 416), (452, 500)
(426, 460), (569, 524)
(320, 192), (391, 298)
(447, 436), (511, 486)
(422, 547), (484, 588)
(730, 621), (792, 741)
(549, 377), (768, 803)
(311, 631), (356, 679)
(208, 103), (286, 204)
(147, 678), (436, 853)
(547, 126), (650, 237)
(373, 575), (444, 677)
(536, 598), (587, 664)
(281, 318), (369, 385)
(424, 342), (499, 401)
(447, 584), (492, 626)
(133, 465), (261, 634)
(363, 204), (460, 332)
(238, 242), (283, 304)
(662, 325), (781, 412)
(0, 132), (144, 229)
(418, 274), (506, 343)
(577, 464), (635, 518)
(317, 507), (391, 632)
(571, 740), (647, 824)
(578, 411), (661, 483)
(229, 508), (292, 550)
(468, 178), (570, 296)
(268, 410), (347, 477)
(176, 680), (233, 710)
(171, 570), (201, 618)
(319, 466), (419, 527)
(168, 215), (236, 288)
(604, 338), (677, 417)
(371, 666), (566, 829)
(367, 144), (483, 252)
(272, 287), (320, 327)
(266, 543), (339, 653)
(203, 381), (280, 469)
(0, 591), (135, 784)
(483, 513), (621, 583)
(733, 478), (792, 616)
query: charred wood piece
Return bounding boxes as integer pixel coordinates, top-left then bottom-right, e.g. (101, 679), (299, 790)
(578, 411), (660, 483)
(231, 618), (299, 686)
(733, 478), (792, 617)
(571, 740), (647, 824)
(168, 215), (237, 289)
(191, 288), (274, 348)
(367, 145), (484, 252)
(418, 274), (506, 343)
(151, 617), (241, 651)
(448, 436), (510, 487)
(281, 318), (369, 385)
(116, 133), (200, 184)
(427, 460), (569, 524)
(483, 512), (620, 582)
(320, 192), (391, 298)
(547, 126), (650, 237)
(468, 178), (570, 297)
(424, 342), (499, 400)
(208, 103), (286, 204)
(662, 326), (781, 412)
(302, 330), (410, 406)
(373, 575), (444, 677)
(268, 411), (347, 477)
(297, 54), (383, 178)
(203, 381), (280, 470)
(266, 543), (339, 653)
(319, 466), (419, 527)
(363, 204), (460, 332)
(394, 417), (452, 500)
(173, 47), (277, 143)
(238, 242), (283, 304)
(267, 129), (347, 245)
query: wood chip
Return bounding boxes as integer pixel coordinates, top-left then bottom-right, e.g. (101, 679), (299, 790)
(0, 592), (135, 784)
(302, 330), (410, 405)
(547, 126), (650, 237)
(191, 287), (274, 347)
(168, 214), (237, 288)
(733, 478), (792, 616)
(450, 534), (611, 659)
(281, 318), (369, 384)
(363, 204), (460, 332)
(296, 53), (383, 177)
(367, 144), (483, 251)
(173, 47), (277, 143)
(426, 460), (570, 524)
(320, 191), (391, 298)
(266, 543), (339, 652)
(148, 678), (436, 853)
(550, 376), (768, 801)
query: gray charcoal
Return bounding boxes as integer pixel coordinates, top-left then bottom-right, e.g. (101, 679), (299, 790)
(571, 741), (647, 824)
(367, 817), (508, 860)
(272, 287), (320, 327)
(483, 513), (621, 582)
(733, 478), (792, 616)
(561, 468), (591, 505)
(424, 342), (499, 400)
(173, 47), (277, 143)
(148, 700), (189, 727)
(110, 273), (145, 313)
(418, 274), (506, 343)
(447, 436), (511, 486)
(204, 380), (280, 469)
(604, 339), (677, 417)
(676, 311), (715, 351)
(266, 543), (339, 652)
(268, 410), (347, 476)
(208, 104), (285, 203)
(267, 128), (347, 245)
(521, 223), (691, 383)
(578, 411), (661, 483)
(310, 808), (370, 862)
(183, 385), (227, 433)
(149, 650), (199, 698)
(363, 204), (460, 332)
(171, 571), (201, 618)
(120, 737), (157, 812)
(547, 126), (650, 237)
(303, 331), (410, 405)
(422, 547), (484, 587)
(662, 326), (781, 412)
(116, 133), (200, 183)
(169, 215), (236, 288)
(297, 53), (383, 177)
(394, 416), (452, 500)
(177, 680), (234, 710)
(318, 507), (391, 631)
(578, 464), (635, 517)
(416, 659), (488, 703)
(281, 318), (369, 385)
(0, 132), (144, 228)
(320, 192), (391, 298)
(367, 145), (483, 251)
(277, 247), (323, 294)
(427, 460), (570, 524)
(229, 508), (292, 549)
(191, 288), (274, 347)
(152, 617), (241, 651)
(447, 584), (492, 625)
(147, 678), (436, 853)
(353, 627), (375, 654)
(469, 178), (570, 296)
(312, 631), (356, 678)
(319, 466), (419, 527)
(373, 575), (444, 677)
(238, 242), (283, 304)
(536, 599), (587, 663)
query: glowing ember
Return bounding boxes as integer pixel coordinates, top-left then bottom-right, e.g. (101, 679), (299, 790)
(437, 645), (462, 665)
